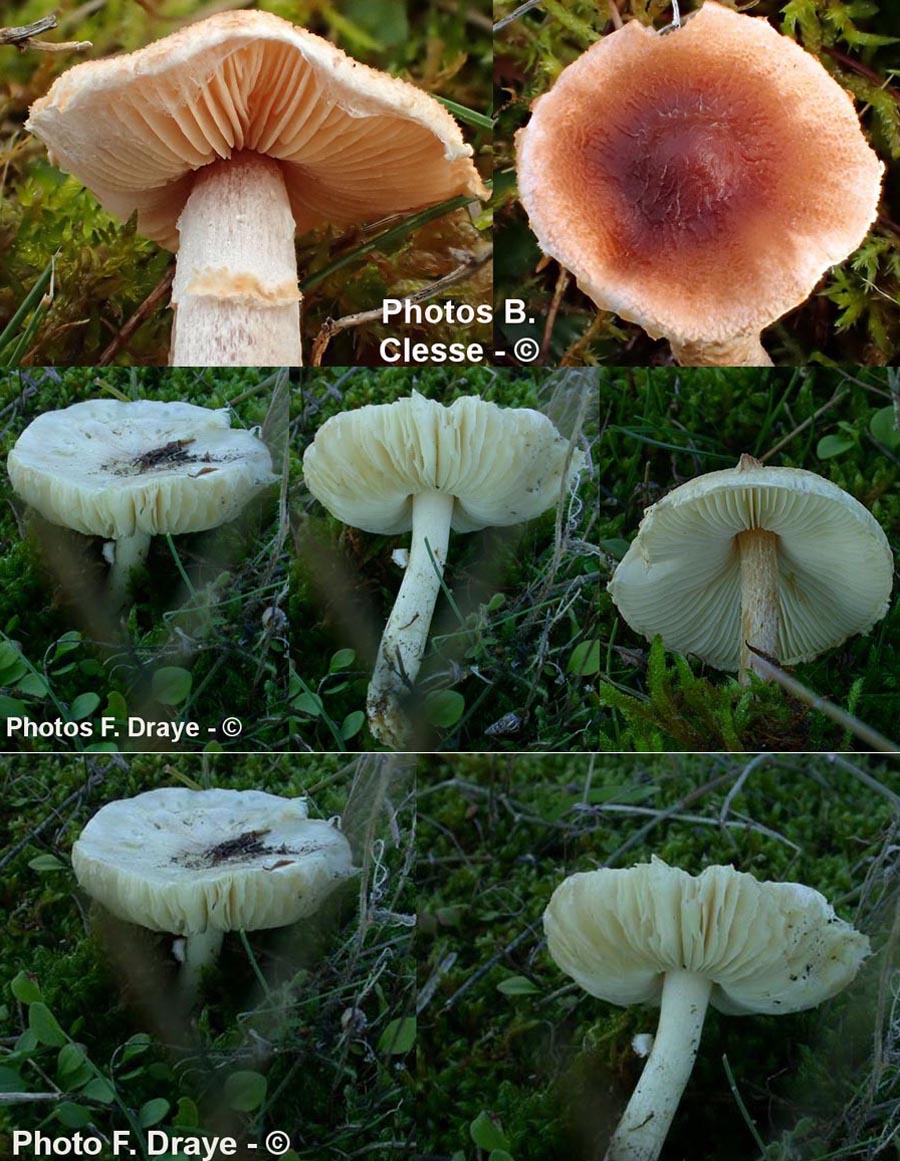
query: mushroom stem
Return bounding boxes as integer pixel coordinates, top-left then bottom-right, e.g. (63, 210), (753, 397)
(737, 527), (780, 683)
(108, 531), (152, 605)
(170, 151), (302, 367)
(734, 453), (780, 684)
(605, 970), (712, 1161)
(179, 928), (225, 1001)
(367, 489), (455, 748)
(669, 335), (773, 367)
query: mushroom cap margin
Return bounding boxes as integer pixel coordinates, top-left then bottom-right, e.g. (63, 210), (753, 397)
(544, 857), (870, 1016)
(607, 464), (894, 670)
(301, 391), (586, 535)
(6, 398), (276, 540)
(27, 8), (488, 250)
(71, 787), (357, 935)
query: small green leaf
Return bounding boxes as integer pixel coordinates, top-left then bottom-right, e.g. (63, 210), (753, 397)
(16, 1029), (39, 1054)
(424, 690), (465, 729)
(11, 971), (42, 1004)
(140, 1098), (170, 1127)
(600, 537), (631, 559)
(568, 640), (601, 677)
(377, 1016), (416, 1055)
(223, 1070), (267, 1112)
(497, 975), (539, 996)
(29, 1002), (67, 1047)
(329, 648), (356, 672)
(341, 710), (365, 740)
(0, 1067), (24, 1093)
(152, 667), (193, 706)
(55, 1102), (93, 1129)
(57, 1043), (87, 1079)
(15, 673), (49, 698)
(104, 691), (128, 721)
(174, 1096), (200, 1128)
(53, 632), (82, 660)
(0, 658), (28, 685)
(292, 691), (323, 717)
(81, 1075), (116, 1104)
(816, 434), (854, 459)
(470, 1111), (509, 1152)
(68, 692), (100, 721)
(0, 696), (28, 718)
(0, 641), (21, 669)
(28, 854), (66, 873)
(122, 1033), (152, 1060)
(870, 406), (900, 449)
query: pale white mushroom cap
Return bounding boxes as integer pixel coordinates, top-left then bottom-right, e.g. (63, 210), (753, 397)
(71, 788), (356, 935)
(544, 857), (870, 1016)
(7, 399), (276, 539)
(608, 463), (893, 670)
(27, 9), (487, 251)
(302, 392), (585, 535)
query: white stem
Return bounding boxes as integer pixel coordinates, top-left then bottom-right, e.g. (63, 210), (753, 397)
(737, 528), (780, 684)
(108, 531), (151, 606)
(670, 334), (773, 367)
(170, 151), (302, 367)
(605, 971), (712, 1161)
(367, 490), (455, 749)
(734, 454), (780, 684)
(178, 928), (225, 1003)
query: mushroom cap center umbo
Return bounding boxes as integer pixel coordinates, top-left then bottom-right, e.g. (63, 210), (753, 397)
(599, 97), (765, 244)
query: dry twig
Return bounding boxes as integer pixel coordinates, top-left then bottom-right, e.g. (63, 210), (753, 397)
(308, 249), (491, 366)
(98, 268), (175, 366)
(0, 15), (91, 53)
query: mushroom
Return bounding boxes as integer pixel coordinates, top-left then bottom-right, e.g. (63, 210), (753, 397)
(516, 1), (883, 366)
(544, 857), (870, 1161)
(6, 398), (275, 603)
(302, 392), (585, 748)
(26, 10), (487, 366)
(607, 455), (893, 682)
(72, 787), (356, 1000)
